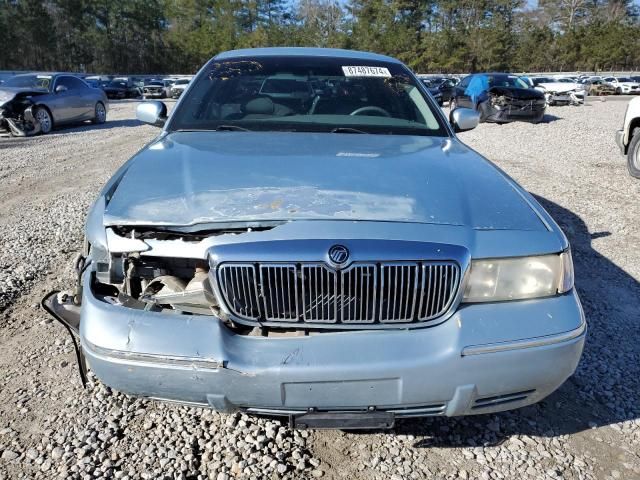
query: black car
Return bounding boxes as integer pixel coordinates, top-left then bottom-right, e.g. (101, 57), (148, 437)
(102, 79), (141, 100)
(451, 73), (546, 124)
(421, 77), (457, 105)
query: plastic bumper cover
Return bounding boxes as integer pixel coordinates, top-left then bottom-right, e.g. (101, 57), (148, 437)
(80, 270), (586, 417)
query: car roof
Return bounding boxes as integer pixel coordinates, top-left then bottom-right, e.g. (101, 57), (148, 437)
(214, 47), (402, 64)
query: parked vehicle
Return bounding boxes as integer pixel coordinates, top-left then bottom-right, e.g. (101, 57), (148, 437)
(420, 79), (443, 105)
(421, 77), (457, 104)
(451, 73), (546, 123)
(531, 77), (585, 105)
(615, 96), (640, 178)
(143, 80), (172, 99)
(602, 77), (640, 95)
(170, 78), (191, 98)
(103, 79), (142, 99)
(585, 79), (616, 96)
(0, 73), (108, 136)
(43, 48), (585, 429)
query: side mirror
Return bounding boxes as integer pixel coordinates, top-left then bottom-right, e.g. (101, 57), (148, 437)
(450, 107), (480, 133)
(55, 85), (68, 94)
(136, 101), (168, 127)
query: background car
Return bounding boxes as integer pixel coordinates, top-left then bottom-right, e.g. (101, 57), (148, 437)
(585, 79), (616, 96)
(451, 73), (546, 123)
(103, 78), (141, 99)
(602, 77), (640, 95)
(170, 77), (191, 98)
(143, 80), (172, 99)
(420, 77), (457, 104)
(531, 77), (585, 105)
(0, 73), (108, 135)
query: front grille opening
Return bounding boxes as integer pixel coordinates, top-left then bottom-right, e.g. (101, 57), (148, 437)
(217, 261), (460, 326)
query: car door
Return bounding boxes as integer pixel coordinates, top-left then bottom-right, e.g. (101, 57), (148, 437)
(68, 77), (96, 119)
(454, 76), (473, 108)
(48, 76), (76, 123)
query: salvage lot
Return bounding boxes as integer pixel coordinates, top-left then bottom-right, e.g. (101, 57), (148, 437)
(0, 99), (639, 479)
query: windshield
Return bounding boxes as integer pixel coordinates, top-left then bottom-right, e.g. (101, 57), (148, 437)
(4, 75), (52, 90)
(169, 56), (446, 136)
(108, 81), (127, 88)
(175, 79), (190, 85)
(488, 75), (530, 89)
(618, 78), (632, 82)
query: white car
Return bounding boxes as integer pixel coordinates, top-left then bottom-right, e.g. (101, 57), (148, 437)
(603, 77), (640, 95)
(531, 77), (585, 106)
(615, 96), (640, 178)
(170, 77), (191, 99)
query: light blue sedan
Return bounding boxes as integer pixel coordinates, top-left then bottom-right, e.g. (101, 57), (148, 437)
(43, 48), (585, 430)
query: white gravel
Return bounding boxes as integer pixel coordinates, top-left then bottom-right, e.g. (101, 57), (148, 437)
(0, 99), (639, 480)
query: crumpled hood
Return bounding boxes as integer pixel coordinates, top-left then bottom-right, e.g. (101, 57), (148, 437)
(0, 87), (47, 106)
(104, 131), (546, 231)
(489, 86), (545, 100)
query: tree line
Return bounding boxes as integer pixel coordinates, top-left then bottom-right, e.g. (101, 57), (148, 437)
(0, 0), (638, 75)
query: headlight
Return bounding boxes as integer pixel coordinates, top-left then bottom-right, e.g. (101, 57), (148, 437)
(463, 251), (574, 302)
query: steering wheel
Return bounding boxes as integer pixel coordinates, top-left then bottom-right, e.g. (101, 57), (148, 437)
(349, 106), (391, 117)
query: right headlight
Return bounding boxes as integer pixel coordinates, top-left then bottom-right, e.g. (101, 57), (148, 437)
(462, 250), (574, 303)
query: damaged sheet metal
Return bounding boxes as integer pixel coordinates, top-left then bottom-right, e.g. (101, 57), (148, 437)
(0, 91), (43, 136)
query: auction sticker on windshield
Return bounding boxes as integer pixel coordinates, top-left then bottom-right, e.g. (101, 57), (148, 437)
(342, 66), (391, 77)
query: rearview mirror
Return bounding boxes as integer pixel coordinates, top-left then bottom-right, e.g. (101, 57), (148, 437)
(136, 101), (168, 127)
(450, 108), (480, 133)
(55, 85), (68, 94)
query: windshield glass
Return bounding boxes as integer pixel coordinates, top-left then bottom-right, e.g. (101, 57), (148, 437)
(489, 75), (530, 89)
(618, 78), (632, 82)
(169, 56), (446, 136)
(4, 75), (52, 90)
(108, 81), (127, 88)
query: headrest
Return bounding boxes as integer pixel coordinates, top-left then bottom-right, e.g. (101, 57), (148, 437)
(244, 97), (274, 115)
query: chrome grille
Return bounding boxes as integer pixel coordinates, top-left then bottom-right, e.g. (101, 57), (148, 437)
(216, 261), (459, 326)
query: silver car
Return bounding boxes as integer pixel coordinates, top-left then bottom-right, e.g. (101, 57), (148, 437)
(0, 73), (108, 136)
(44, 48), (586, 430)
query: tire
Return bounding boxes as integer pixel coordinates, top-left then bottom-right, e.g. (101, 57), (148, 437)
(627, 129), (640, 179)
(92, 102), (106, 124)
(616, 87), (622, 95)
(34, 106), (53, 134)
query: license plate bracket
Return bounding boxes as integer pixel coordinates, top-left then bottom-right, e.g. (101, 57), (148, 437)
(290, 411), (395, 430)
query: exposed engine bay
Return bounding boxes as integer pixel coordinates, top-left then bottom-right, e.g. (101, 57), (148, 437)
(0, 91), (45, 136)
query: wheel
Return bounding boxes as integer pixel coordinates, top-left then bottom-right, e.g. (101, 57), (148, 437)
(34, 106), (53, 134)
(450, 98), (457, 110)
(627, 128), (640, 179)
(616, 87), (622, 95)
(92, 102), (106, 124)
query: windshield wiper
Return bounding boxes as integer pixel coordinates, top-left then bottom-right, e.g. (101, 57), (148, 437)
(330, 127), (368, 134)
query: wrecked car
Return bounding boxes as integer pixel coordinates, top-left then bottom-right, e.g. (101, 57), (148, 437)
(451, 73), (546, 124)
(531, 77), (586, 106)
(0, 73), (108, 136)
(44, 48), (586, 430)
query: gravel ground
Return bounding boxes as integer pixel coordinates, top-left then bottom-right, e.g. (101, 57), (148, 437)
(0, 99), (639, 480)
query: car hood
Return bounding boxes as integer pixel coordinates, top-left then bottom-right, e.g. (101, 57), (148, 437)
(103, 131), (546, 231)
(536, 82), (582, 92)
(0, 87), (47, 105)
(488, 86), (545, 99)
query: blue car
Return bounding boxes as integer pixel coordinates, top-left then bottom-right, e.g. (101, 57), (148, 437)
(43, 48), (585, 429)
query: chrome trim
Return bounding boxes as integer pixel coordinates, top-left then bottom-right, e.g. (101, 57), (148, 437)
(461, 320), (587, 356)
(84, 340), (225, 371)
(208, 240), (471, 330)
(214, 260), (460, 327)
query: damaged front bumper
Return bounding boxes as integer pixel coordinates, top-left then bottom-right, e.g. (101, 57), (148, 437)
(0, 104), (41, 136)
(57, 267), (587, 425)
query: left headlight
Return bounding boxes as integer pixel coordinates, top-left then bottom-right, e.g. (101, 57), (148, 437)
(463, 250), (574, 303)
